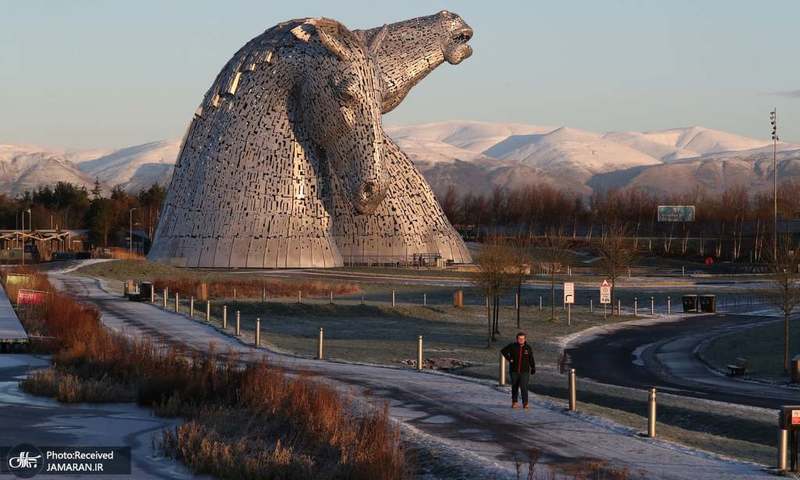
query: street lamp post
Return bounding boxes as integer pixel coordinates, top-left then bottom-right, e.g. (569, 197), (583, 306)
(20, 210), (24, 266)
(129, 208), (137, 256)
(770, 108), (778, 262)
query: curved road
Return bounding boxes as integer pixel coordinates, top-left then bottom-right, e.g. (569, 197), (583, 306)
(567, 312), (798, 409)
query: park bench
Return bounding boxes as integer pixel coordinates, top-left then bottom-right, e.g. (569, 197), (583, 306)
(726, 357), (748, 377)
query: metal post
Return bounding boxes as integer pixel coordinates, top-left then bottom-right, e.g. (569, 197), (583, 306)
(650, 296), (654, 315)
(317, 327), (324, 360)
(417, 335), (423, 371)
(329, 290), (333, 304)
(617, 299), (621, 316)
(539, 296), (542, 311)
(667, 297), (671, 315)
(568, 369), (577, 412)
(174, 292), (179, 312)
(499, 353), (507, 386)
(206, 300), (211, 322)
(423, 293), (427, 306)
(297, 290), (302, 304)
(262, 287), (266, 302)
(778, 428), (788, 472)
(634, 297), (638, 316)
(163, 288), (168, 308)
(392, 290), (396, 307)
(150, 287), (154, 303)
(648, 388), (657, 438)
(235, 311), (241, 336)
(567, 303), (571, 326)
(190, 296), (194, 317)
(255, 318), (261, 346)
(682, 265), (685, 277)
(515, 292), (519, 317)
(590, 298), (593, 313)
(223, 305), (227, 329)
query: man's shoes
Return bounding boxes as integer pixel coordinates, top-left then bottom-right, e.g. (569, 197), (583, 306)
(523, 403), (529, 409)
(511, 402), (519, 409)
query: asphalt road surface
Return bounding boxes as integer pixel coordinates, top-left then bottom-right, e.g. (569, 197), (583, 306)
(566, 312), (799, 409)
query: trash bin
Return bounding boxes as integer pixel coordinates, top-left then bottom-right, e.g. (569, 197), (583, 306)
(699, 295), (716, 313)
(792, 355), (800, 384)
(682, 294), (699, 313)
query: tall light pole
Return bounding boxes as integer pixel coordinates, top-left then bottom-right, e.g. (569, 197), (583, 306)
(20, 210), (24, 266)
(129, 207), (137, 256)
(770, 108), (779, 262)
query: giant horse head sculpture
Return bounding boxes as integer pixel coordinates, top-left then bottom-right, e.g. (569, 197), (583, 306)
(289, 19), (389, 214)
(149, 12), (473, 268)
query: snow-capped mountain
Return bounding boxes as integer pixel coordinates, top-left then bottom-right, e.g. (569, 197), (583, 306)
(2, 121), (798, 198)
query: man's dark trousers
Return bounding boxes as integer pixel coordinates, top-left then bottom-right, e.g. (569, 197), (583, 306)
(510, 371), (530, 405)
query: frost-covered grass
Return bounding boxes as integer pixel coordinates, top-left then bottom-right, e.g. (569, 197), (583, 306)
(702, 319), (798, 382)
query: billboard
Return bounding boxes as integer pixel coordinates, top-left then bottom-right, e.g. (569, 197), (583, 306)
(657, 205), (695, 222)
(17, 289), (47, 305)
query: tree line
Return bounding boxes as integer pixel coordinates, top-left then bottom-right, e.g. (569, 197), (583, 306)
(440, 181), (800, 262)
(0, 180), (166, 249)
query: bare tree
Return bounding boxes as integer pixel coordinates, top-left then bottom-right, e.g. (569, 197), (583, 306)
(597, 224), (637, 313)
(532, 231), (572, 321)
(768, 236), (800, 373)
(473, 242), (518, 346)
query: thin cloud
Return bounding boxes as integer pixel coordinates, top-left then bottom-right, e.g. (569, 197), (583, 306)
(771, 90), (800, 98)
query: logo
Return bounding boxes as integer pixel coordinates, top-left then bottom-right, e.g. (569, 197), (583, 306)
(6, 444), (44, 478)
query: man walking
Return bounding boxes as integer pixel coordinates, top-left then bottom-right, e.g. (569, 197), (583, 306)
(501, 332), (536, 409)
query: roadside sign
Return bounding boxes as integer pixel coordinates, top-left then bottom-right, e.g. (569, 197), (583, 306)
(17, 289), (46, 305)
(563, 282), (575, 304)
(657, 205), (695, 222)
(600, 280), (611, 304)
(793, 410), (800, 426)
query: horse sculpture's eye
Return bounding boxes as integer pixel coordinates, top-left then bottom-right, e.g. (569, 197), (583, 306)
(340, 105), (356, 129)
(335, 76), (359, 105)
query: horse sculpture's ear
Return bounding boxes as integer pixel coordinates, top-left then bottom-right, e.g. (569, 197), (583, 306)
(367, 24), (388, 57)
(317, 26), (351, 62)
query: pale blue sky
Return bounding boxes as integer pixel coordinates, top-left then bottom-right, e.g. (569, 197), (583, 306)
(2, 0), (798, 149)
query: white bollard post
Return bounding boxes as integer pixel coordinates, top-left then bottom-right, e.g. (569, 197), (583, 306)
(539, 296), (543, 311)
(499, 353), (507, 386)
(417, 335), (423, 371)
(778, 428), (788, 472)
(569, 369), (577, 412)
(423, 293), (427, 306)
(648, 388), (657, 438)
(255, 318), (261, 346)
(667, 296), (672, 315)
(617, 299), (621, 316)
(297, 290), (302, 304)
(317, 327), (324, 360)
(634, 297), (638, 316)
(567, 303), (571, 326)
(190, 296), (194, 317)
(163, 288), (168, 308)
(174, 292), (179, 312)
(590, 298), (593, 313)
(206, 300), (211, 322)
(222, 305), (227, 329)
(651, 296), (655, 315)
(329, 290), (333, 304)
(235, 311), (241, 336)
(392, 290), (396, 307)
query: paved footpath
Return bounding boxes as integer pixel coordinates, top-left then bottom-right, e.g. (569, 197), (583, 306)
(52, 273), (773, 480)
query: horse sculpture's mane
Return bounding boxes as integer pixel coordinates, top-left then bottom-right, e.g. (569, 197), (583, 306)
(149, 12), (473, 268)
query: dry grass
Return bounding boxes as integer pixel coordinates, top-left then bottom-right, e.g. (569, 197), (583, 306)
(4, 267), (407, 480)
(21, 367), (135, 403)
(152, 277), (359, 300)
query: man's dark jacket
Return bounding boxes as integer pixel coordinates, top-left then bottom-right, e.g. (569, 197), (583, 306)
(501, 342), (536, 374)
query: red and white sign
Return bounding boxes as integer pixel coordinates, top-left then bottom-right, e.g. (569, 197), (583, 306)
(792, 410), (800, 426)
(17, 289), (46, 306)
(600, 280), (612, 304)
